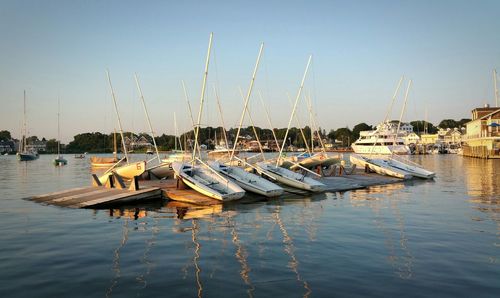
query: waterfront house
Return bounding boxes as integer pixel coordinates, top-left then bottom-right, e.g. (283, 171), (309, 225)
(26, 140), (46, 153)
(404, 132), (420, 145)
(0, 139), (15, 153)
(462, 105), (500, 158)
(420, 133), (439, 145)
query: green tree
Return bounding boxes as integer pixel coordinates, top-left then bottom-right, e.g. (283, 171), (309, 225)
(458, 118), (471, 127)
(438, 119), (459, 129)
(0, 130), (11, 141)
(334, 127), (354, 146)
(45, 139), (58, 153)
(352, 123), (372, 140)
(410, 120), (438, 134)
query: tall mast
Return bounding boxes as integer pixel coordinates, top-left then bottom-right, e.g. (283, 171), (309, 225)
(213, 86), (230, 150)
(106, 69), (129, 163)
(277, 55), (312, 166)
(493, 69), (498, 107)
(113, 129), (117, 158)
(286, 93), (311, 154)
(23, 90), (27, 152)
(230, 42), (264, 161)
(57, 98), (60, 156)
(383, 76), (404, 123)
(174, 112), (178, 151)
(134, 73), (161, 164)
(369, 76), (404, 156)
(259, 91), (280, 152)
(238, 87), (266, 159)
(192, 33), (213, 162)
(181, 80), (199, 155)
(392, 79), (412, 157)
(306, 94), (326, 153)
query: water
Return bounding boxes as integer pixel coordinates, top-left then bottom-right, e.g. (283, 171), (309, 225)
(0, 154), (498, 297)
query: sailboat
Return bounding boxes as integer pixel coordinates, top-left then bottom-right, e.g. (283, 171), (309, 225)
(90, 131), (126, 168)
(17, 90), (39, 161)
(53, 99), (67, 166)
(207, 43), (283, 198)
(349, 153), (412, 179)
(254, 56), (326, 192)
(97, 70), (147, 184)
(172, 33), (246, 202)
(133, 73), (174, 179)
(351, 79), (434, 179)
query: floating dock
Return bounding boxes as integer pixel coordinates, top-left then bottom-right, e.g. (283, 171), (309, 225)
(27, 169), (408, 209)
(29, 186), (162, 208)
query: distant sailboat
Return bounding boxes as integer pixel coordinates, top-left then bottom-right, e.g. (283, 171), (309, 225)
(17, 90), (39, 161)
(53, 99), (67, 166)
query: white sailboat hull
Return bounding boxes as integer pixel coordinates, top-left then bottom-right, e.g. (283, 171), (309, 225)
(256, 162), (326, 192)
(209, 162), (284, 197)
(349, 154), (412, 179)
(387, 158), (435, 179)
(287, 152), (341, 170)
(98, 161), (147, 184)
(172, 162), (245, 202)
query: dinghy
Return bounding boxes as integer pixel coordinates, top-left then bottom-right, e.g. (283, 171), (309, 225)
(209, 161), (283, 197)
(173, 161), (245, 202)
(349, 154), (412, 179)
(387, 156), (435, 179)
(256, 161), (326, 192)
(98, 160), (147, 184)
(285, 152), (341, 170)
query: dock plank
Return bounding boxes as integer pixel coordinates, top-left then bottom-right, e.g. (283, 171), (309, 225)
(30, 187), (94, 203)
(56, 189), (127, 208)
(28, 184), (163, 208)
(77, 188), (162, 208)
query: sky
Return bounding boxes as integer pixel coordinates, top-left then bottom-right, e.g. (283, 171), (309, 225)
(1, 0), (500, 143)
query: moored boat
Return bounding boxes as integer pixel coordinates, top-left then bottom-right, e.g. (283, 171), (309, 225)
(351, 121), (410, 155)
(349, 153), (412, 179)
(17, 91), (39, 161)
(173, 161), (246, 201)
(256, 161), (326, 192)
(209, 161), (283, 197)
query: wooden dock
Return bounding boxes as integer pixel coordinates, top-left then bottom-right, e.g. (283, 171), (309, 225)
(27, 167), (408, 209)
(29, 186), (162, 208)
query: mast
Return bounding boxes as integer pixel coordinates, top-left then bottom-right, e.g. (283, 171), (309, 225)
(113, 129), (117, 158)
(134, 73), (161, 164)
(57, 98), (60, 157)
(259, 91), (281, 152)
(369, 76), (405, 157)
(106, 69), (129, 163)
(277, 55), (312, 166)
(174, 112), (178, 151)
(23, 90), (27, 152)
(383, 76), (404, 123)
(392, 79), (412, 157)
(286, 93), (311, 154)
(192, 32), (213, 162)
(306, 94), (326, 153)
(181, 80), (199, 155)
(214, 86), (230, 150)
(494, 69), (499, 107)
(238, 87), (266, 159)
(230, 42), (264, 161)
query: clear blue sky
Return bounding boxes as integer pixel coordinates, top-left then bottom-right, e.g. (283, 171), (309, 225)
(1, 0), (499, 142)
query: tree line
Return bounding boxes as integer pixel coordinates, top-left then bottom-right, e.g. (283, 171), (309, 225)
(0, 117), (471, 153)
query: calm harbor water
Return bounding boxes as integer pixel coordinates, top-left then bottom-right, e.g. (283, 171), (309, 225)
(0, 154), (498, 297)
